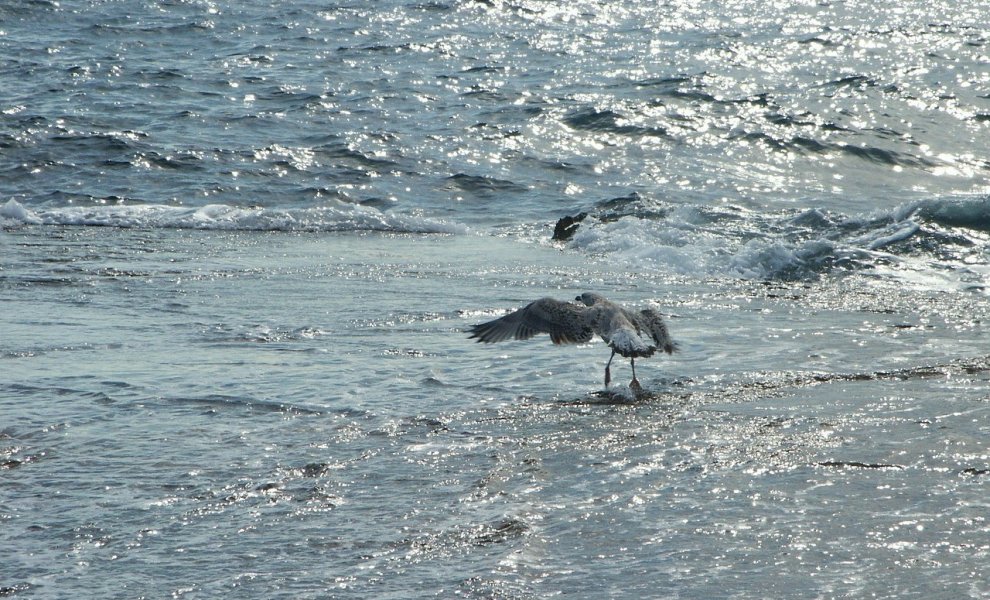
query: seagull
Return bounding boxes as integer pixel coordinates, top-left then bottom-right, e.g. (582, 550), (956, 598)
(468, 292), (677, 388)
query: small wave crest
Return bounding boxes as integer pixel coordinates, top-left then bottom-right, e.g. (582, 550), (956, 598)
(0, 199), (467, 234)
(915, 197), (990, 232)
(563, 108), (670, 139)
(445, 173), (528, 195)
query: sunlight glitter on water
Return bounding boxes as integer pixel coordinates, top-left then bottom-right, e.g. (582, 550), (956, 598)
(2, 0), (989, 597)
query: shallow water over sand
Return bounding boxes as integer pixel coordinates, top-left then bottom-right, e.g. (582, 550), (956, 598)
(3, 227), (989, 598)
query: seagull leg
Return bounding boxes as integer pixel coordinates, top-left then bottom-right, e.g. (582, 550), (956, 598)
(629, 358), (642, 391)
(604, 350), (615, 387)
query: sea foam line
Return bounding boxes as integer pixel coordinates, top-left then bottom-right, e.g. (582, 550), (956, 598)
(0, 199), (468, 235)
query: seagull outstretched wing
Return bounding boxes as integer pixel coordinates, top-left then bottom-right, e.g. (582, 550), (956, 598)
(468, 297), (594, 345)
(636, 308), (678, 355)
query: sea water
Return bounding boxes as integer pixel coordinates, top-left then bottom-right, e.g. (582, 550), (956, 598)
(2, 1), (989, 598)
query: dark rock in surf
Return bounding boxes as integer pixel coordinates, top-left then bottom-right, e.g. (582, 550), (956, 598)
(552, 212), (588, 241)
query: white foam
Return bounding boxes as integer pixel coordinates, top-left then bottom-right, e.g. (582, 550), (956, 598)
(568, 215), (711, 275)
(1, 199), (42, 225)
(857, 221), (920, 251)
(0, 199), (468, 235)
(562, 196), (989, 281)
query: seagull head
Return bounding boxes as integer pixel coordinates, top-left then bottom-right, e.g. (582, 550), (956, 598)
(576, 292), (607, 306)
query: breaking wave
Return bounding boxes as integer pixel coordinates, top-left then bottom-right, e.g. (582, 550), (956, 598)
(0, 199), (467, 234)
(563, 195), (990, 282)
